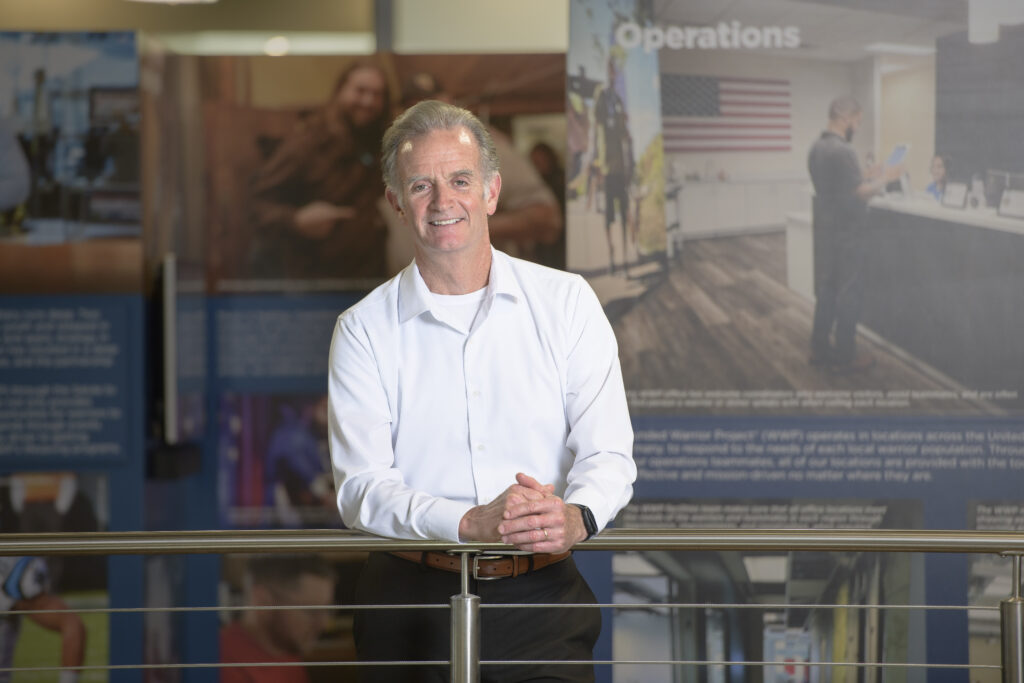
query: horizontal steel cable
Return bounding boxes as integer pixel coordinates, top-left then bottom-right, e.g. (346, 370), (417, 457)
(0, 602), (998, 616)
(0, 659), (1000, 674)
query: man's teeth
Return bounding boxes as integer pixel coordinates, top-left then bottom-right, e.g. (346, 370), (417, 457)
(431, 218), (460, 226)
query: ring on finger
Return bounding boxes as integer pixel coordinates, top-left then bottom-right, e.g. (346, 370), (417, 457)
(543, 528), (549, 539)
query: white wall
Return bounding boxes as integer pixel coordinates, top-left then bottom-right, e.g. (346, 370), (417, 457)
(850, 56), (879, 165)
(393, 0), (569, 53)
(879, 59), (936, 191)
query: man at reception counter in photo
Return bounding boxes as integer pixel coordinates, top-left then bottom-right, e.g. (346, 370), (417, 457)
(807, 96), (902, 373)
(327, 100), (636, 682)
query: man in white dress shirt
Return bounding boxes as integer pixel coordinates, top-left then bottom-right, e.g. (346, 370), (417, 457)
(327, 99), (635, 682)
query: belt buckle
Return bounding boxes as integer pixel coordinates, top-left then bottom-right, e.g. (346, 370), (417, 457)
(472, 553), (507, 581)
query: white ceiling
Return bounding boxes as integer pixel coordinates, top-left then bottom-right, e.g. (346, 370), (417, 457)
(652, 0), (966, 61)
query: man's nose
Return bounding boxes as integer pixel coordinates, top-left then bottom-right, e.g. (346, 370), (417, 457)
(430, 184), (453, 208)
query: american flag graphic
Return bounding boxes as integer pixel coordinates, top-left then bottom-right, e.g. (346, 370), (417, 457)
(661, 74), (792, 153)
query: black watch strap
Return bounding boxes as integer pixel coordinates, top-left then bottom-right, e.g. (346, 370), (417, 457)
(573, 504), (599, 540)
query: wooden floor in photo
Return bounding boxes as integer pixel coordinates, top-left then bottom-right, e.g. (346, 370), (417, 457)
(612, 231), (1004, 417)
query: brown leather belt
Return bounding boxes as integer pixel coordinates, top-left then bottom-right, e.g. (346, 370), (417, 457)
(391, 550), (571, 580)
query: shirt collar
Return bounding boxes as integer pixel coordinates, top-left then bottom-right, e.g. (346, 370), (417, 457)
(397, 261), (431, 323)
(397, 247), (523, 324)
(485, 248), (525, 305)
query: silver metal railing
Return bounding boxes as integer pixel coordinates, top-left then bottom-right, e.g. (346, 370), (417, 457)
(5, 526), (1024, 554)
(1, 527), (1023, 681)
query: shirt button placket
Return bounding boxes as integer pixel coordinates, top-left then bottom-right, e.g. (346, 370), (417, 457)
(464, 335), (486, 494)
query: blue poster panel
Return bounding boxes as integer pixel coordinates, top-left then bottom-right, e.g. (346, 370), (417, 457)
(0, 296), (141, 467)
(210, 293), (361, 529)
(0, 293), (144, 680)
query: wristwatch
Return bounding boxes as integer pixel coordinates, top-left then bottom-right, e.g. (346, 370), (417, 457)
(573, 504), (599, 540)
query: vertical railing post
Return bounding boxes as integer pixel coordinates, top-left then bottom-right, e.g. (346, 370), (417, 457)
(451, 551), (480, 683)
(1002, 554), (1024, 683)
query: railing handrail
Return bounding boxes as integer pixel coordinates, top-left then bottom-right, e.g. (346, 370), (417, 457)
(1, 527), (1024, 556)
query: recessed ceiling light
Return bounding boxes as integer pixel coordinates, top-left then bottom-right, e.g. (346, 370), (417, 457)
(263, 36), (290, 57)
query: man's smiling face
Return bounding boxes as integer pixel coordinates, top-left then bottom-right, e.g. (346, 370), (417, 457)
(386, 126), (501, 260)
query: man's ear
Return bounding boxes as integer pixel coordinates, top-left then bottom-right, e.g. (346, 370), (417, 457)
(385, 187), (403, 215)
(486, 172), (502, 215)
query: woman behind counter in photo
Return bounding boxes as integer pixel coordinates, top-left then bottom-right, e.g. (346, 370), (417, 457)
(926, 154), (950, 200)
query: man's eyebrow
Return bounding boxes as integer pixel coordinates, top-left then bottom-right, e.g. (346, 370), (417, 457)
(406, 169), (476, 185)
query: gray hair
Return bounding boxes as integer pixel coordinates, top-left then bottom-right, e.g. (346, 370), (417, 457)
(828, 95), (861, 121)
(381, 99), (500, 194)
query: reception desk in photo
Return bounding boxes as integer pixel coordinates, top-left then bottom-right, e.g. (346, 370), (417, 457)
(786, 197), (1024, 390)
